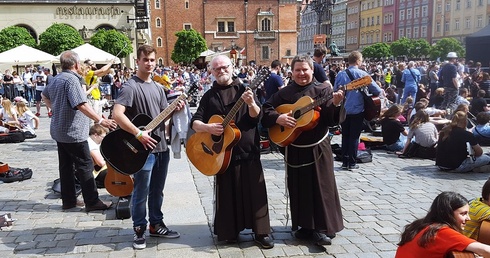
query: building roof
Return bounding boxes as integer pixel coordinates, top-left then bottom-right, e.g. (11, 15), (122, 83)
(0, 0), (133, 3)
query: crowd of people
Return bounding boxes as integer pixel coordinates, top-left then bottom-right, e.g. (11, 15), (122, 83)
(4, 43), (490, 256)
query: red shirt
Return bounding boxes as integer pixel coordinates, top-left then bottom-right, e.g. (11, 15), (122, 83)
(395, 226), (476, 258)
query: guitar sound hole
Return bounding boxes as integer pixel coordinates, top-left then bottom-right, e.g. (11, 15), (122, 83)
(211, 134), (222, 142)
(293, 110), (301, 119)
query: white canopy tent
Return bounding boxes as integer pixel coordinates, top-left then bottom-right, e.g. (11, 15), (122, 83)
(0, 44), (57, 72)
(199, 49), (215, 57)
(61, 43), (121, 64)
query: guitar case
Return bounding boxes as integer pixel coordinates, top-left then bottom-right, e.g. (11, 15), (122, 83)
(115, 196), (131, 220)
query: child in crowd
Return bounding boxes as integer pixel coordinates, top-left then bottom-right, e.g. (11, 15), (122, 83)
(396, 191), (490, 257)
(463, 179), (490, 240)
(14, 97), (39, 136)
(397, 110), (438, 158)
(380, 104), (407, 151)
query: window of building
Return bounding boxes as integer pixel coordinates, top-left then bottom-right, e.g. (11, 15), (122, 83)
(437, 3), (442, 12)
(399, 28), (404, 37)
(371, 17), (374, 25)
(455, 19), (460, 30)
(388, 32), (393, 41)
(228, 22), (235, 32)
(413, 27), (419, 38)
(384, 33), (387, 42)
(436, 22), (441, 32)
(262, 46), (270, 59)
(261, 18), (271, 31)
(376, 33), (379, 42)
(377, 15), (380, 25)
(478, 16), (483, 27)
(466, 0), (471, 8)
(479, 0), (483, 6)
(445, 2), (451, 11)
(456, 0), (461, 10)
(156, 18), (161, 28)
(157, 37), (162, 47)
(400, 10), (405, 21)
(445, 20), (450, 31)
(414, 7), (419, 18)
(158, 58), (163, 66)
(217, 20), (235, 33)
(155, 0), (160, 9)
(407, 8), (412, 20)
(218, 21), (225, 32)
(421, 26), (427, 37)
(465, 18), (471, 29)
(184, 23), (192, 30)
(185, 0), (189, 9)
(422, 6), (428, 17)
(286, 49), (291, 56)
(406, 27), (411, 38)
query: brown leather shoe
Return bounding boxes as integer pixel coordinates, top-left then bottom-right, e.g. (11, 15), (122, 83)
(85, 200), (112, 212)
(62, 199), (85, 210)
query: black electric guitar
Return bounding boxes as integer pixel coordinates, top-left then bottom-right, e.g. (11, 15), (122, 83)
(100, 93), (187, 175)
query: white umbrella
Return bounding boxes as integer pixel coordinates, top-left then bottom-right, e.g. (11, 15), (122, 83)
(65, 43), (121, 64)
(0, 44), (57, 65)
(200, 49), (215, 57)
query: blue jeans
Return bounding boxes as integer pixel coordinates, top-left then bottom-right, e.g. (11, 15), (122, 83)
(341, 112), (365, 166)
(401, 86), (417, 104)
(132, 151), (170, 228)
(386, 135), (407, 151)
(450, 154), (490, 173)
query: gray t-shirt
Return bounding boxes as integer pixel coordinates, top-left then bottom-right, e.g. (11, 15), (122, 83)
(407, 122), (438, 147)
(116, 76), (168, 153)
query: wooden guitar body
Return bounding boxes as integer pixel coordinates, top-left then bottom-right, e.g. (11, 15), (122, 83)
(186, 115), (242, 176)
(269, 96), (320, 147)
(104, 164), (134, 197)
(101, 114), (161, 175)
(446, 220), (490, 258)
(364, 95), (382, 121)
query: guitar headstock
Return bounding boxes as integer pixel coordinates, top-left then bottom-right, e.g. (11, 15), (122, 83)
(248, 68), (271, 91)
(344, 75), (373, 91)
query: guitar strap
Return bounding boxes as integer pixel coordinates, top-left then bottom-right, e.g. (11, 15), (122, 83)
(345, 69), (356, 83)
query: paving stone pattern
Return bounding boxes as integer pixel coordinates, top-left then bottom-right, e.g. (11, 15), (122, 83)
(0, 108), (488, 257)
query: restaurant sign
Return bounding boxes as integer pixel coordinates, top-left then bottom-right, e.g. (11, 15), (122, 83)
(56, 6), (123, 18)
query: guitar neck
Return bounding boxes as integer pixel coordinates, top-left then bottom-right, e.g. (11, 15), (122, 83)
(297, 94), (333, 118)
(144, 93), (186, 131)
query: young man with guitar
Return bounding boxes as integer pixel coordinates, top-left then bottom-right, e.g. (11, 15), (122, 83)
(111, 45), (185, 250)
(261, 54), (345, 246)
(189, 55), (274, 249)
(334, 51), (381, 170)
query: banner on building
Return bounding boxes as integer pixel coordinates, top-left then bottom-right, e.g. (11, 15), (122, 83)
(313, 34), (326, 46)
(135, 0), (147, 17)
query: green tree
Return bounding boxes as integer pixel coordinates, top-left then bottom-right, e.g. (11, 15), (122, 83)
(90, 29), (133, 58)
(409, 39), (431, 58)
(171, 29), (207, 65)
(429, 38), (465, 60)
(0, 26), (36, 53)
(361, 43), (391, 59)
(390, 37), (411, 59)
(38, 23), (84, 56)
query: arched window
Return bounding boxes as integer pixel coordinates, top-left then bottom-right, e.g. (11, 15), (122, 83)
(158, 58), (163, 66)
(155, 0), (160, 9)
(261, 18), (271, 31)
(157, 37), (163, 47)
(156, 18), (161, 27)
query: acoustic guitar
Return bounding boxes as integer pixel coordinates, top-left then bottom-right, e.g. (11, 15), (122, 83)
(100, 93), (187, 175)
(186, 68), (271, 176)
(104, 163), (134, 197)
(269, 76), (373, 147)
(364, 93), (382, 121)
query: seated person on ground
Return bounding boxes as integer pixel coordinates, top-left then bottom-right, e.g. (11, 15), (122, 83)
(396, 191), (490, 257)
(397, 110), (438, 158)
(409, 98), (445, 121)
(428, 87), (444, 109)
(455, 88), (470, 106)
(463, 179), (490, 240)
(88, 124), (109, 188)
(401, 96), (414, 122)
(435, 111), (490, 173)
(380, 104), (408, 151)
(14, 97), (39, 136)
(470, 90), (490, 117)
(0, 98), (18, 126)
(473, 112), (490, 145)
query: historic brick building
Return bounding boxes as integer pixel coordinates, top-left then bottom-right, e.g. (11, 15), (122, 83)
(150, 0), (299, 66)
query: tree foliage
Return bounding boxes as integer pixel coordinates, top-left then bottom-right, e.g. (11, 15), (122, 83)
(390, 37), (411, 58)
(171, 29), (207, 65)
(0, 26), (36, 53)
(429, 38), (465, 60)
(90, 29), (133, 58)
(361, 43), (391, 59)
(38, 23), (84, 56)
(410, 39), (431, 58)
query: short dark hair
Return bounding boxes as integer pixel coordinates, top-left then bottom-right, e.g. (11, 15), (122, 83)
(478, 89), (487, 98)
(136, 44), (157, 60)
(476, 111), (490, 125)
(482, 179), (490, 201)
(271, 60), (281, 69)
(313, 47), (327, 58)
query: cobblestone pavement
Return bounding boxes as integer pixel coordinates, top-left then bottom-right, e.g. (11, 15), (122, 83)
(0, 108), (488, 257)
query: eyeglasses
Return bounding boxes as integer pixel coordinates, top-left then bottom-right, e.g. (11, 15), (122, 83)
(212, 64), (231, 72)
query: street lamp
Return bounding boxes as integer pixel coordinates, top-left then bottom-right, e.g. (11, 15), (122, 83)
(305, 0), (336, 35)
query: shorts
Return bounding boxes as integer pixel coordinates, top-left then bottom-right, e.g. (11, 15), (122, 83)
(35, 90), (43, 101)
(100, 84), (111, 96)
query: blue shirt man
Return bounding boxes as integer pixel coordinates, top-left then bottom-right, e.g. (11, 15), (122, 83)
(264, 60), (284, 100)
